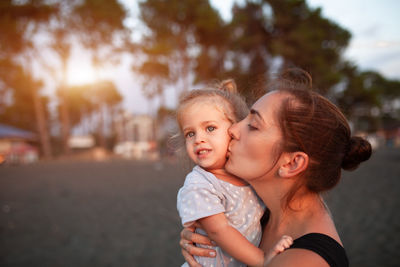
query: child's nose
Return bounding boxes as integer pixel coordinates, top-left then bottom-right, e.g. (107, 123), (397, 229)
(194, 132), (206, 144)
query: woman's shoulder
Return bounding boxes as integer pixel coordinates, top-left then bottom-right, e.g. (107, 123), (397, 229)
(269, 246), (330, 267)
(275, 233), (349, 267)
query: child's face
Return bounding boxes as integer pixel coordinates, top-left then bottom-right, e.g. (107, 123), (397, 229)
(180, 101), (232, 173)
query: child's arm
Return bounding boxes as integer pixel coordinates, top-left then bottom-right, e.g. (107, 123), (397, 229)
(198, 213), (265, 267)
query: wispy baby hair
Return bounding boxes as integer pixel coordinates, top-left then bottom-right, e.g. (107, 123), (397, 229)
(176, 79), (249, 128)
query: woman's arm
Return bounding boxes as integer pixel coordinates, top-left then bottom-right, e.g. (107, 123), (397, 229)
(198, 213), (265, 267)
(180, 225), (293, 267)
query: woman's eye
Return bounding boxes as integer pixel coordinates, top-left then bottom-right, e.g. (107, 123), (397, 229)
(207, 126), (216, 132)
(186, 132), (195, 138)
(247, 124), (258, 131)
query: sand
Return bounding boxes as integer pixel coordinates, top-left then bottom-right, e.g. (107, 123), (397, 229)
(0, 147), (399, 266)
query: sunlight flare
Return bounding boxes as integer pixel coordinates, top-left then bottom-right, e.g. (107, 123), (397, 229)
(66, 62), (97, 86)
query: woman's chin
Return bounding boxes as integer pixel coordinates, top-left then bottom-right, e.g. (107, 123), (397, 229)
(225, 159), (233, 172)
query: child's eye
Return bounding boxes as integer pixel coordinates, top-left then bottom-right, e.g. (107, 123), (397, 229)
(185, 132), (195, 138)
(206, 126), (216, 132)
(248, 124), (258, 131)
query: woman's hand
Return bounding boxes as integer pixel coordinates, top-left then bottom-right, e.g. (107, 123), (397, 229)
(180, 225), (217, 267)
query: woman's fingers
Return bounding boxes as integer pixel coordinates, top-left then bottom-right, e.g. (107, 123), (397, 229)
(180, 226), (216, 265)
(181, 227), (214, 246)
(181, 248), (202, 267)
(181, 241), (216, 258)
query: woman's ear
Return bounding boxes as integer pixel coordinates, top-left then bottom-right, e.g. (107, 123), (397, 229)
(278, 152), (309, 178)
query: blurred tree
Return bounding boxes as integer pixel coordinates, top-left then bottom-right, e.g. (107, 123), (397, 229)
(71, 0), (128, 148)
(62, 85), (94, 129)
(0, 64), (49, 134)
(223, 1), (275, 103)
(338, 63), (400, 132)
(1, 0), (129, 155)
(136, 0), (352, 105)
(90, 80), (123, 148)
(62, 81), (122, 147)
(45, 0), (128, 152)
(0, 0), (57, 158)
(219, 0), (351, 100)
(46, 0), (79, 155)
(136, 61), (170, 108)
(72, 0), (129, 69)
(137, 0), (224, 109)
(267, 0), (351, 94)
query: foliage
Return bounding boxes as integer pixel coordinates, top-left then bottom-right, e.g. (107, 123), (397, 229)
(0, 0), (129, 155)
(0, 0), (57, 155)
(266, 0), (351, 93)
(137, 0), (225, 106)
(72, 0), (129, 66)
(1, 0), (399, 152)
(135, 0), (399, 131)
(0, 63), (49, 132)
(0, 0), (56, 114)
(136, 0), (353, 103)
(63, 80), (122, 128)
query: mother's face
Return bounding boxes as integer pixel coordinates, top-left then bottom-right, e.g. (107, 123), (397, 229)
(226, 91), (284, 181)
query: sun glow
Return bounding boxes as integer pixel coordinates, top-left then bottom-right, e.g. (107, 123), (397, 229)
(66, 62), (97, 86)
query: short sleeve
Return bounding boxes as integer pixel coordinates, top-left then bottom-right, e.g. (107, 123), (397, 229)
(177, 173), (225, 227)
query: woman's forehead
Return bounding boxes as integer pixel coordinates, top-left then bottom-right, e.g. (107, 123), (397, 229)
(252, 91), (282, 114)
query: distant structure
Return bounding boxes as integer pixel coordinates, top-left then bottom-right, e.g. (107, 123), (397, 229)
(68, 135), (95, 150)
(0, 123), (39, 164)
(113, 111), (159, 160)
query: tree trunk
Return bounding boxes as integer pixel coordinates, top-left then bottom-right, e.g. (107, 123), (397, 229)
(32, 87), (52, 159)
(59, 59), (71, 155)
(97, 103), (106, 148)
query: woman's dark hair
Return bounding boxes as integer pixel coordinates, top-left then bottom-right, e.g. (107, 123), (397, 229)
(272, 69), (372, 206)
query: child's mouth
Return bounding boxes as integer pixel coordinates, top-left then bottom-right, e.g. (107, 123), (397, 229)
(197, 149), (211, 156)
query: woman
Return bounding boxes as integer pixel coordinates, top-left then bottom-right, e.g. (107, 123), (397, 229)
(180, 70), (372, 267)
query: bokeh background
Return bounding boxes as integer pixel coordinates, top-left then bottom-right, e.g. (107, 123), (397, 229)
(0, 0), (399, 266)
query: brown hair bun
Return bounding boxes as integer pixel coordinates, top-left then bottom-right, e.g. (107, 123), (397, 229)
(342, 136), (372, 171)
(217, 79), (237, 94)
(280, 68), (313, 89)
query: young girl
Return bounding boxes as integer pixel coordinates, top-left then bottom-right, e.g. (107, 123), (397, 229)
(176, 80), (292, 267)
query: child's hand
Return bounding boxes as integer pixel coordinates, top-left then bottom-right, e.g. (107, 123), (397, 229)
(273, 235), (293, 254)
(263, 235), (293, 266)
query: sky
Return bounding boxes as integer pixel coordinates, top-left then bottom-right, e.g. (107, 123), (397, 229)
(64, 0), (400, 115)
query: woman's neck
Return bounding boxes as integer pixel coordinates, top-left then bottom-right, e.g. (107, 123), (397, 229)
(253, 180), (327, 235)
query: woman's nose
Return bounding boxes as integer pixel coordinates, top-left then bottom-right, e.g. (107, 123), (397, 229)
(228, 123), (240, 140)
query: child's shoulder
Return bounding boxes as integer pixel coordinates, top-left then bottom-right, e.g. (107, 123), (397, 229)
(184, 166), (219, 186)
(186, 165), (215, 179)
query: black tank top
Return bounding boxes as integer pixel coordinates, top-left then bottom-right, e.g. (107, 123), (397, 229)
(288, 233), (349, 267)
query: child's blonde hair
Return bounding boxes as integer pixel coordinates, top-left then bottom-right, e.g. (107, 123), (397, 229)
(176, 79), (249, 128)
(171, 79), (249, 162)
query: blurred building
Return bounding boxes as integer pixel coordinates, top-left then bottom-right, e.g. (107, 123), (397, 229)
(0, 123), (39, 164)
(113, 111), (158, 160)
(68, 135), (96, 149)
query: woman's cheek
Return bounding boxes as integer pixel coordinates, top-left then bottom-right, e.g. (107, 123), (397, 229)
(226, 145), (264, 180)
(238, 159), (266, 181)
